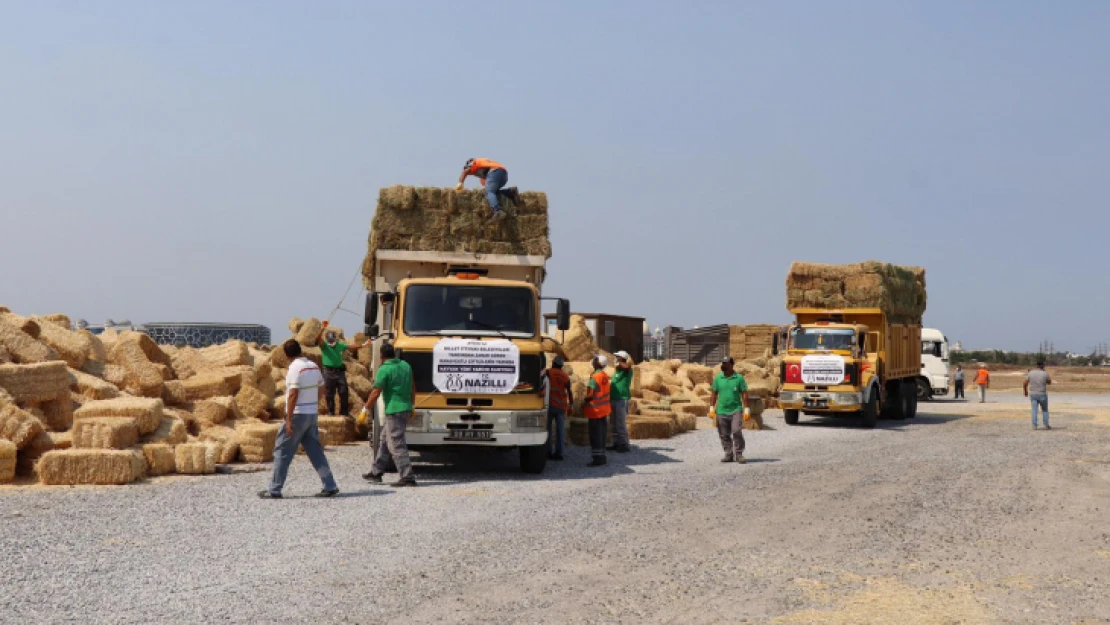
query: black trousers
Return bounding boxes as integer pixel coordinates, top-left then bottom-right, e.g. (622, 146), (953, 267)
(323, 367), (349, 415)
(954, 380), (965, 399)
(588, 417), (608, 459)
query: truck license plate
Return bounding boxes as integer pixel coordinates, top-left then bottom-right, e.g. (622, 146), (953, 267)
(804, 398), (827, 408)
(447, 430), (493, 441)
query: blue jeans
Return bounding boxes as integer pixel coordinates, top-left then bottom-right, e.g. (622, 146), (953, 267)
(267, 413), (338, 495)
(484, 168), (508, 213)
(1030, 394), (1049, 427)
(547, 408), (566, 456)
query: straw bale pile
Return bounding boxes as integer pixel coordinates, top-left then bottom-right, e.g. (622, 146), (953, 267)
(49, 431), (72, 450)
(361, 186), (551, 288)
(0, 315), (55, 364)
(199, 427), (240, 464)
(238, 423), (280, 462)
(199, 340), (251, 368)
(560, 315), (606, 363)
(175, 443), (218, 474)
(0, 361), (70, 403)
(17, 430), (55, 476)
(786, 261), (926, 321)
(317, 416), (355, 446)
(75, 398), (164, 436)
(235, 385), (271, 421)
(107, 333), (165, 398)
(0, 439), (15, 483)
(0, 401), (44, 449)
(729, 324), (779, 362)
(38, 449), (146, 485)
(32, 316), (92, 369)
(72, 417), (139, 449)
(145, 417), (188, 445)
(182, 373), (232, 401)
(142, 443), (177, 476)
(69, 367), (120, 400)
(40, 396), (74, 432)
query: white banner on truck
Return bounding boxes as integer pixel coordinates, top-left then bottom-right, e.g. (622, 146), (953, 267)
(433, 339), (520, 394)
(800, 355), (845, 385)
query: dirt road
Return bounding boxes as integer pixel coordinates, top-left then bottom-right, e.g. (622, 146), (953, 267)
(4, 393), (1110, 624)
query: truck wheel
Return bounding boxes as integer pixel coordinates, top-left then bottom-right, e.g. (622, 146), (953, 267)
(916, 378), (931, 401)
(905, 382), (919, 418)
(860, 393), (878, 428)
(519, 445), (547, 474)
(883, 382), (907, 420)
(784, 409), (800, 425)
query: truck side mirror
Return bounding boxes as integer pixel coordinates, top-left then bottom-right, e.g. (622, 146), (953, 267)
(556, 299), (571, 331)
(367, 324), (380, 340)
(772, 333), (779, 356)
(365, 293), (378, 326)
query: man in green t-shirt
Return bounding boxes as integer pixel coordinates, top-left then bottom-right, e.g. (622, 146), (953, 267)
(316, 322), (365, 418)
(710, 357), (750, 464)
(363, 343), (417, 487)
(607, 350), (634, 453)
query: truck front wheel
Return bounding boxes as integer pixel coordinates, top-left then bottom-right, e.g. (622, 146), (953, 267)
(519, 445), (548, 474)
(860, 393), (878, 428)
(916, 378), (931, 401)
(784, 409), (800, 425)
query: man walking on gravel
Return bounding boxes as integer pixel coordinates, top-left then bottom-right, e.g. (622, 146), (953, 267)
(1024, 361), (1052, 430)
(259, 340), (339, 499)
(584, 354), (612, 468)
(975, 364), (991, 403)
(363, 343), (418, 487)
(542, 356), (572, 461)
(953, 365), (966, 400)
(607, 351), (634, 454)
(710, 357), (750, 464)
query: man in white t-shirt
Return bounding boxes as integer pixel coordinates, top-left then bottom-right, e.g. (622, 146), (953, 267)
(259, 340), (339, 498)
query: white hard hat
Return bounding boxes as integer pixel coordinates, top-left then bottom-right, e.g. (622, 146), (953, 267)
(595, 354), (609, 367)
(614, 350), (630, 361)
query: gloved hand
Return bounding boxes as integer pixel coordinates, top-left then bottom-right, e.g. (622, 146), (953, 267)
(455, 182), (463, 191)
(322, 320), (329, 327)
(708, 406), (716, 418)
(743, 407), (752, 419)
(357, 406), (370, 427)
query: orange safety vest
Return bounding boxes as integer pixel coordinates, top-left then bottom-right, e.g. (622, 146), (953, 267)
(546, 368), (570, 412)
(465, 157), (505, 178)
(584, 370), (612, 419)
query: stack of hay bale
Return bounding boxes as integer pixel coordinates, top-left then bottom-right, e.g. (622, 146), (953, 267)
(728, 324), (779, 362)
(786, 260), (927, 322)
(0, 306), (374, 487)
(361, 185), (551, 289)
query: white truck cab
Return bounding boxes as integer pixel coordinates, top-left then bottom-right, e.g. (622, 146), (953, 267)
(918, 328), (949, 400)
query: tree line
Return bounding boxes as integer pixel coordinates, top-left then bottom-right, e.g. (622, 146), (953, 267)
(951, 350), (1108, 368)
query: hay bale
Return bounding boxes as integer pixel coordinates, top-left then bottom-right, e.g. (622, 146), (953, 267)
(0, 402), (45, 449)
(72, 417), (140, 449)
(175, 442), (218, 474)
(49, 431), (72, 450)
(199, 341), (251, 368)
(238, 423), (280, 463)
(267, 396), (285, 421)
(181, 373), (232, 401)
(678, 364), (715, 386)
(38, 449), (146, 485)
(0, 439), (15, 483)
(40, 396), (74, 431)
(32, 316), (91, 369)
(627, 417), (675, 440)
(349, 375), (372, 400)
(68, 367), (120, 400)
(101, 364), (128, 389)
(160, 380), (187, 406)
(639, 388), (662, 402)
(786, 261), (926, 321)
(288, 317), (305, 335)
(295, 318), (324, 347)
(675, 402), (710, 417)
(15, 430), (55, 476)
(168, 347), (204, 380)
(107, 333), (164, 398)
(145, 417), (187, 445)
(235, 384), (270, 420)
(0, 315), (56, 364)
(74, 397), (164, 436)
(40, 314), (71, 329)
(676, 413), (698, 432)
(560, 315), (600, 363)
(317, 416), (355, 446)
(210, 366), (254, 394)
(0, 361), (71, 403)
(141, 443), (176, 476)
(346, 360), (369, 379)
(192, 398), (230, 428)
(199, 427), (240, 464)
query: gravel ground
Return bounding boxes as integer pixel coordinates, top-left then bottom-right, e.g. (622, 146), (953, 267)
(4, 392), (1110, 624)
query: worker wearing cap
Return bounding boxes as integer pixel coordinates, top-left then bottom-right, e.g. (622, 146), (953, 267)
(317, 322), (364, 418)
(709, 357), (749, 464)
(584, 354), (612, 467)
(607, 351), (634, 453)
(542, 356), (573, 461)
(455, 157), (521, 221)
(975, 364), (991, 404)
(363, 343), (417, 487)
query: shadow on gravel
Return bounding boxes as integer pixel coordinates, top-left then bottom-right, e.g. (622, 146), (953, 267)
(786, 413), (970, 431)
(406, 445), (682, 485)
(275, 490), (395, 500)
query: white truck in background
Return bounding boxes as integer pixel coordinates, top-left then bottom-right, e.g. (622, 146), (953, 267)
(917, 327), (949, 400)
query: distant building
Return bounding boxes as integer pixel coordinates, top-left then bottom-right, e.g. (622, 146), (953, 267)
(141, 322), (271, 348)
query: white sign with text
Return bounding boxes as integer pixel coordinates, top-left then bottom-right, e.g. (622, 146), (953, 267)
(433, 339), (520, 394)
(800, 355), (846, 385)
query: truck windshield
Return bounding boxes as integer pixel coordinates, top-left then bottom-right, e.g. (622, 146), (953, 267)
(403, 285), (535, 337)
(792, 328), (855, 351)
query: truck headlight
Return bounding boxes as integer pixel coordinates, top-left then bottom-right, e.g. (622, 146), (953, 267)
(779, 392), (798, 402)
(516, 414), (544, 429)
(834, 393), (861, 405)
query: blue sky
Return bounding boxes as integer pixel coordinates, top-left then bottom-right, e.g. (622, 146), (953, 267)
(1, 1), (1107, 352)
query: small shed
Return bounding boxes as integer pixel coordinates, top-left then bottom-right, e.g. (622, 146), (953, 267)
(544, 312), (645, 361)
(665, 324), (730, 365)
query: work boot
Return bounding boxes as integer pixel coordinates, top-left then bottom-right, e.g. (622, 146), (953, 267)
(390, 478), (418, 488)
(616, 444), (631, 453)
(315, 488), (340, 498)
(1044, 425), (1052, 431)
(505, 187), (521, 204)
(362, 472), (383, 483)
(735, 455), (747, 464)
(490, 210), (506, 222)
(720, 454), (734, 463)
(587, 457), (607, 468)
(257, 490), (282, 499)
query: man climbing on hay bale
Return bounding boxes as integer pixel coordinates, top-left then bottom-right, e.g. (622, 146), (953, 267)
(455, 157), (521, 222)
(709, 357), (750, 465)
(607, 351), (633, 454)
